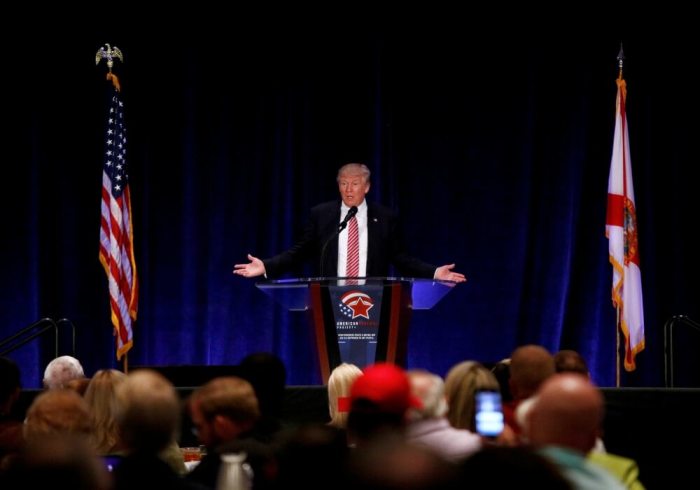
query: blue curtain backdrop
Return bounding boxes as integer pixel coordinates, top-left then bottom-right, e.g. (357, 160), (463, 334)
(2, 26), (698, 388)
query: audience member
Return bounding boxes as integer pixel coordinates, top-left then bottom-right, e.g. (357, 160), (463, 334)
(86, 368), (186, 475)
(405, 369), (481, 461)
(554, 350), (590, 376)
(588, 451), (645, 490)
(508, 345), (555, 400)
(23, 389), (92, 444)
(239, 352), (287, 442)
(547, 349), (608, 452)
(0, 434), (110, 490)
(443, 361), (497, 432)
(0, 357), (23, 469)
(490, 357), (513, 403)
(344, 435), (459, 490)
(443, 360), (517, 446)
(84, 369), (127, 455)
(517, 349), (609, 451)
(346, 363), (420, 448)
(524, 373), (632, 490)
(43, 355), (85, 390)
(112, 369), (201, 490)
(186, 376), (275, 490)
(458, 445), (572, 489)
(504, 344), (555, 434)
(274, 423), (350, 488)
(327, 362), (363, 429)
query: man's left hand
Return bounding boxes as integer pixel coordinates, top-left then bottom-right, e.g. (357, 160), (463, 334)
(435, 264), (467, 283)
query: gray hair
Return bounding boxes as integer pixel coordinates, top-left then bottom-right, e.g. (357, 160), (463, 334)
(407, 369), (449, 421)
(43, 355), (85, 389)
(337, 163), (371, 184)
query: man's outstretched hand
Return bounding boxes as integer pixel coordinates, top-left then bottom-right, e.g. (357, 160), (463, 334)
(435, 263), (467, 283)
(233, 254), (266, 278)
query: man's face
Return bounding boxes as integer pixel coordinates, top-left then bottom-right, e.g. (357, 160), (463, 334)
(338, 172), (370, 207)
(190, 401), (216, 447)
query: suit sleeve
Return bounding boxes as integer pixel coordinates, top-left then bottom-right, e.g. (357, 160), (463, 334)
(391, 234), (437, 279)
(262, 203), (340, 278)
(262, 216), (320, 278)
(376, 206), (437, 278)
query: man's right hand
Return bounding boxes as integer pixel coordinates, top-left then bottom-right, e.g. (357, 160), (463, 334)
(233, 254), (266, 278)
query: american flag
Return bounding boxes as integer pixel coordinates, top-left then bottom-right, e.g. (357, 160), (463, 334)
(99, 87), (138, 360)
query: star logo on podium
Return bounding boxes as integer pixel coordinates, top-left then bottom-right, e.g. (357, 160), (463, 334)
(339, 291), (375, 320)
(348, 296), (373, 319)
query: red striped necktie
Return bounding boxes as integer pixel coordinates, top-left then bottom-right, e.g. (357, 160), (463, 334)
(346, 216), (359, 277)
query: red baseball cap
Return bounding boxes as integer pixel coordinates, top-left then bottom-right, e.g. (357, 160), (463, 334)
(350, 363), (422, 415)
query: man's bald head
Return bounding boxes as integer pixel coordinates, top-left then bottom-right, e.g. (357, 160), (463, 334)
(525, 373), (603, 454)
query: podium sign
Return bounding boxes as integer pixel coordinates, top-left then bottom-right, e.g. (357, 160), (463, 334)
(328, 283), (384, 369)
(257, 277), (456, 383)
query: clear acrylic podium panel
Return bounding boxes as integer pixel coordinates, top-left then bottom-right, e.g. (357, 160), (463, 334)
(256, 277), (457, 311)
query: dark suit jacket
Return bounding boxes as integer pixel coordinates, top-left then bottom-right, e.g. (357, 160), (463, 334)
(263, 200), (436, 278)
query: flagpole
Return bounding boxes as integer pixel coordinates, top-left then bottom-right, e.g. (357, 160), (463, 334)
(616, 307), (621, 387)
(617, 44), (624, 81)
(615, 44), (624, 388)
(112, 65), (127, 378)
(615, 44), (627, 387)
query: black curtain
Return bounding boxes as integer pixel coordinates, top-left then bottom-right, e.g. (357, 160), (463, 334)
(2, 23), (699, 388)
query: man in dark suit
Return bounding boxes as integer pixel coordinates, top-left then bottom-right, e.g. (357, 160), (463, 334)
(233, 163), (466, 282)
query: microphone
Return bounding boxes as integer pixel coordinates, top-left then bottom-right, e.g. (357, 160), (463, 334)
(320, 206), (358, 277)
(337, 206), (358, 232)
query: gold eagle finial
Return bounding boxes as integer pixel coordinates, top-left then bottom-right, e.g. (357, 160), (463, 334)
(95, 43), (124, 73)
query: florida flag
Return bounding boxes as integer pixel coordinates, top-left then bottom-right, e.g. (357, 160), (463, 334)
(605, 76), (645, 371)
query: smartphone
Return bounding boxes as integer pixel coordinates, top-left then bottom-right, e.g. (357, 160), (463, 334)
(102, 455), (123, 472)
(474, 390), (504, 438)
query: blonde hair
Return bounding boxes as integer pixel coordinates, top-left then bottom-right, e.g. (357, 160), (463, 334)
(444, 361), (499, 431)
(84, 369), (126, 454)
(327, 363), (363, 428)
(337, 163), (371, 184)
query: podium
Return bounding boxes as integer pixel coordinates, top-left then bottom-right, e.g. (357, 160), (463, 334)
(256, 277), (457, 383)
